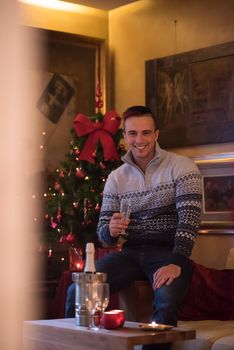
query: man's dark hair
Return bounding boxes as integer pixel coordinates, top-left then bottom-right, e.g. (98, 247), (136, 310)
(122, 105), (158, 130)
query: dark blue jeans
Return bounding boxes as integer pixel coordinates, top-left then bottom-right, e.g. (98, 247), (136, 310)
(66, 245), (192, 330)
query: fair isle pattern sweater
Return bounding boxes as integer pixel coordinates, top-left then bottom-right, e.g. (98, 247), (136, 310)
(97, 143), (202, 267)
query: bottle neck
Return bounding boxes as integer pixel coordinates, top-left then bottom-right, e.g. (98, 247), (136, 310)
(84, 243), (96, 273)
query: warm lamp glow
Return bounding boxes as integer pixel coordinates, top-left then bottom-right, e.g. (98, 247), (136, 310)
(19, 0), (103, 13)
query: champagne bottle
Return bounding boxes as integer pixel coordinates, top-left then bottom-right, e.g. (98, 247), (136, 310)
(84, 242), (96, 273)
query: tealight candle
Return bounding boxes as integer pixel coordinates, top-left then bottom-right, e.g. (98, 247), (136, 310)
(101, 310), (125, 329)
(138, 321), (173, 331)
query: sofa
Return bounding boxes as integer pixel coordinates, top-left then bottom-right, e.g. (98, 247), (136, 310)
(119, 247), (234, 350)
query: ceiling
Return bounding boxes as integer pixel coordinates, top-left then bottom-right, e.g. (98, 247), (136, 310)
(63, 0), (139, 10)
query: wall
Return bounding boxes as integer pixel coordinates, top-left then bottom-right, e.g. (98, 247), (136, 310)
(19, 1), (109, 170)
(19, 1), (108, 40)
(109, 0), (234, 268)
(109, 0), (234, 108)
(192, 235), (234, 269)
(109, 0), (234, 157)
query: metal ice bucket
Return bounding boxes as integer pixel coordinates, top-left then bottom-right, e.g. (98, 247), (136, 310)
(72, 272), (107, 326)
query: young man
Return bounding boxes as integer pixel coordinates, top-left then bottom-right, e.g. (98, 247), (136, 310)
(66, 106), (202, 349)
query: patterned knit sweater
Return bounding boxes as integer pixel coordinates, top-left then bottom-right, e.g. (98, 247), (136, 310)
(97, 143), (202, 267)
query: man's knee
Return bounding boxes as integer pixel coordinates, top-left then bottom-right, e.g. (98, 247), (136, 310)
(65, 283), (76, 318)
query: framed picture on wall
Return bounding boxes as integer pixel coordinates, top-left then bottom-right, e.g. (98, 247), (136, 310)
(203, 174), (234, 214)
(194, 153), (234, 234)
(37, 73), (75, 124)
(146, 41), (234, 148)
(32, 28), (105, 170)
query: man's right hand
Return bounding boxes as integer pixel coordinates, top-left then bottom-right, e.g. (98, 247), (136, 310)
(109, 212), (130, 237)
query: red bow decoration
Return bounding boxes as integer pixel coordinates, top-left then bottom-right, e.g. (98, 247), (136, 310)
(73, 111), (121, 164)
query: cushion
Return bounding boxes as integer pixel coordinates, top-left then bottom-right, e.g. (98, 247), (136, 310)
(226, 247), (234, 269)
(179, 262), (234, 320)
(212, 335), (234, 350)
(171, 320), (234, 350)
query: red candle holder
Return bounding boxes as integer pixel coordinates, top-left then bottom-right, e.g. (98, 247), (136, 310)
(101, 310), (125, 329)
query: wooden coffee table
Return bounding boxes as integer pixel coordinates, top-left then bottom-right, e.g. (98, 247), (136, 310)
(23, 318), (195, 350)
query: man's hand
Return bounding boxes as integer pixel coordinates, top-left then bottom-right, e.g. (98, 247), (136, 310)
(153, 264), (181, 290)
(109, 212), (130, 237)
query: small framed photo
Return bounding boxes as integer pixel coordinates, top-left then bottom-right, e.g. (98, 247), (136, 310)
(37, 73), (75, 124)
(194, 154), (234, 234)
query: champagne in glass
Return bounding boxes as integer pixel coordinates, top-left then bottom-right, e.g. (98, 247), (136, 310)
(120, 198), (131, 237)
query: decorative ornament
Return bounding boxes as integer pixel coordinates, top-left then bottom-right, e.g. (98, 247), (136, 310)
(44, 213), (49, 220)
(59, 235), (67, 243)
(66, 233), (76, 244)
(96, 100), (103, 109)
(95, 82), (104, 109)
(54, 181), (62, 191)
(95, 203), (101, 212)
(59, 170), (65, 178)
(73, 110), (121, 164)
(99, 162), (106, 170)
(68, 167), (72, 177)
(57, 206), (62, 223)
(50, 217), (58, 229)
(84, 198), (89, 223)
(119, 143), (126, 151)
(76, 168), (86, 178)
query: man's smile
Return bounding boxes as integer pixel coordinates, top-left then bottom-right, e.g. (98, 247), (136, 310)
(134, 144), (147, 150)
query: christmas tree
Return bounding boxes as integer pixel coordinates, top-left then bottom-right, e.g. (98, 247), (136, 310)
(44, 89), (126, 249)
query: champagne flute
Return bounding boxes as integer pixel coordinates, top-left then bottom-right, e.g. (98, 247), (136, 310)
(85, 283), (101, 330)
(96, 283), (110, 327)
(120, 198), (131, 237)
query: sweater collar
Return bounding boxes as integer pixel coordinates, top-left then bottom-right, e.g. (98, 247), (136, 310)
(122, 141), (163, 168)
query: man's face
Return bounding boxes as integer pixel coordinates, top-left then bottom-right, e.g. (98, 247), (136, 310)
(123, 115), (159, 164)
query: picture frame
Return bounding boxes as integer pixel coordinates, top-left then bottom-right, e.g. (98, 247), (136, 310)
(146, 41), (234, 148)
(37, 73), (75, 124)
(33, 28), (106, 170)
(194, 153), (234, 234)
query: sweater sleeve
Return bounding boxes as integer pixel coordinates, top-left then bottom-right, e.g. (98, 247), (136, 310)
(96, 173), (119, 247)
(170, 158), (202, 268)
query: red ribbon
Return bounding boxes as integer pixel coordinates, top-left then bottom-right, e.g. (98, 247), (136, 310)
(73, 110), (121, 164)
